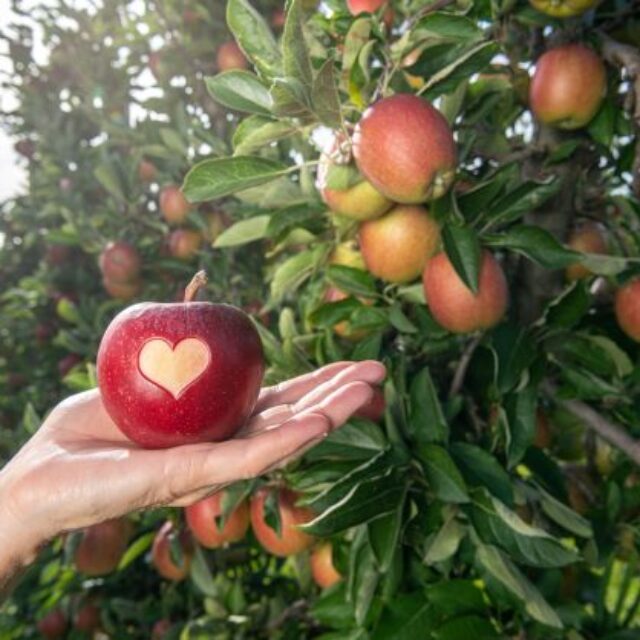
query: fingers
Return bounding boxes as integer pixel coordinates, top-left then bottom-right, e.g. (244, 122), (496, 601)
(255, 360), (384, 412)
(246, 360), (385, 435)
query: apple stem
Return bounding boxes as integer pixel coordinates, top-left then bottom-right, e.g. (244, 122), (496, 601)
(184, 270), (208, 302)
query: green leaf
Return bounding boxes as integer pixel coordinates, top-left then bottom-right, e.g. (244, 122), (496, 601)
(270, 77), (315, 118)
(94, 162), (125, 201)
(373, 593), (436, 640)
(540, 281), (590, 330)
(434, 616), (500, 639)
(22, 402), (41, 435)
(368, 488), (407, 572)
(485, 225), (579, 269)
(311, 60), (342, 128)
(341, 17), (372, 94)
(419, 444), (469, 503)
(117, 532), (155, 570)
(539, 488), (593, 538)
(424, 517), (466, 564)
(233, 115), (298, 155)
(226, 0), (281, 78)
(305, 419), (387, 461)
(326, 265), (377, 298)
(159, 128), (187, 156)
(213, 215), (270, 247)
(271, 246), (326, 301)
(475, 543), (563, 628)
(388, 304), (418, 333)
(267, 202), (325, 238)
(505, 385), (537, 468)
(442, 224), (481, 294)
(282, 0), (312, 94)
(409, 367), (448, 444)
(451, 442), (514, 506)
(182, 156), (288, 202)
(588, 95), (616, 147)
(190, 546), (217, 597)
(491, 323), (536, 394)
(579, 253), (632, 277)
(205, 71), (272, 114)
(413, 12), (483, 43)
(350, 534), (379, 626)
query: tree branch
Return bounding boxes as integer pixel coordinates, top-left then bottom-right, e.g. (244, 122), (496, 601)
(449, 334), (482, 397)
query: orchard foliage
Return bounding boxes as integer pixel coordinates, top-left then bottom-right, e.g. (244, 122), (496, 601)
(1, 0), (640, 638)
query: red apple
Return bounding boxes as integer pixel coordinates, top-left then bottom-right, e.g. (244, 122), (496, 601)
(353, 94), (457, 203)
(97, 272), (265, 448)
(99, 241), (141, 283)
(359, 204), (441, 283)
(354, 386), (385, 422)
(103, 277), (143, 301)
(151, 520), (193, 581)
(37, 609), (68, 640)
(530, 44), (606, 130)
(615, 278), (640, 342)
(74, 518), (130, 576)
(35, 322), (56, 345)
(168, 229), (203, 261)
(14, 139), (35, 159)
(422, 250), (508, 333)
(152, 619), (173, 640)
(216, 41), (249, 71)
(310, 542), (342, 588)
(565, 222), (608, 281)
(58, 354), (82, 378)
(271, 8), (286, 28)
(250, 487), (316, 557)
(45, 244), (71, 266)
(529, 0), (599, 18)
(160, 185), (191, 225)
(138, 159), (157, 183)
(59, 177), (73, 192)
(347, 0), (387, 15)
(73, 600), (101, 632)
(185, 490), (250, 548)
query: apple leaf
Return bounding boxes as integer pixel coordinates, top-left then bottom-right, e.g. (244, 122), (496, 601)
(205, 71), (273, 115)
(442, 224), (481, 294)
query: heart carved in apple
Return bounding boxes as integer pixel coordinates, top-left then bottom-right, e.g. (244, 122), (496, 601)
(97, 272), (265, 449)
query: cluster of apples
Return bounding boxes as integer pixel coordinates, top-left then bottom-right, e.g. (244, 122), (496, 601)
(319, 93), (509, 334)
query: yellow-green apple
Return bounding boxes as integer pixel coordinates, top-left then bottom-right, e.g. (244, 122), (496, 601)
(151, 521), (193, 581)
(250, 487), (316, 557)
(103, 277), (142, 301)
(353, 94), (456, 203)
(615, 278), (640, 342)
(74, 518), (130, 576)
(138, 159), (157, 183)
(37, 609), (68, 640)
(310, 542), (342, 588)
(160, 185), (191, 224)
(168, 229), (203, 261)
(530, 44), (606, 130)
(422, 250), (508, 333)
(185, 490), (250, 548)
(359, 204), (440, 283)
(529, 0), (599, 17)
(99, 241), (141, 283)
(96, 272), (264, 448)
(329, 241), (366, 270)
(216, 41), (249, 71)
(565, 222), (608, 280)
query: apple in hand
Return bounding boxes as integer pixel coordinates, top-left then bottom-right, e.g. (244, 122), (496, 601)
(250, 487), (316, 557)
(186, 490), (250, 548)
(97, 271), (264, 448)
(151, 520), (193, 581)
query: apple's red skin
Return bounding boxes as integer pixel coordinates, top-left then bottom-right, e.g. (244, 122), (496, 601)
(37, 609), (68, 640)
(97, 302), (264, 448)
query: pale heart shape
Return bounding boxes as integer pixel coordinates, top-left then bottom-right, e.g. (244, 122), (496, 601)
(138, 337), (211, 399)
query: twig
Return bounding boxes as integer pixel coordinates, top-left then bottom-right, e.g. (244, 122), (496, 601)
(449, 334), (482, 397)
(266, 599), (309, 631)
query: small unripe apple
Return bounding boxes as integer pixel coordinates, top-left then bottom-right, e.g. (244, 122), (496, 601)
(151, 520), (193, 581)
(138, 159), (157, 183)
(37, 609), (68, 640)
(216, 41), (249, 71)
(250, 487), (316, 557)
(565, 222), (608, 281)
(58, 353), (82, 378)
(74, 518), (130, 576)
(359, 204), (441, 283)
(168, 229), (203, 261)
(353, 94), (456, 203)
(354, 386), (385, 422)
(185, 490), (250, 548)
(615, 278), (640, 342)
(530, 44), (606, 130)
(45, 244), (71, 266)
(160, 185), (191, 225)
(329, 241), (366, 271)
(97, 272), (265, 448)
(73, 600), (101, 633)
(423, 250), (508, 333)
(152, 619), (173, 640)
(347, 0), (387, 15)
(529, 0), (599, 18)
(99, 241), (141, 283)
(310, 542), (342, 588)
(103, 277), (143, 301)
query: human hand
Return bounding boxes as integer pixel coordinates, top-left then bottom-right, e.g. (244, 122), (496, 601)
(0, 360), (385, 576)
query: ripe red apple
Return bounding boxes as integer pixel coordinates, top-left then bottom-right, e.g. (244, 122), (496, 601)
(359, 204), (441, 283)
(160, 185), (191, 225)
(168, 229), (203, 261)
(529, 0), (598, 18)
(615, 278), (640, 342)
(73, 600), (101, 633)
(14, 138), (35, 159)
(138, 159), (157, 183)
(353, 94), (456, 203)
(45, 244), (71, 266)
(216, 41), (249, 71)
(310, 542), (342, 589)
(423, 250), (508, 334)
(99, 241), (141, 283)
(565, 222), (608, 281)
(530, 44), (606, 130)
(37, 609), (68, 640)
(354, 386), (385, 422)
(152, 619), (173, 640)
(151, 520), (193, 581)
(347, 0), (387, 14)
(97, 272), (265, 448)
(250, 487), (316, 557)
(185, 490), (250, 548)
(58, 353), (82, 378)
(317, 148), (391, 221)
(103, 277), (143, 301)
(74, 518), (130, 576)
